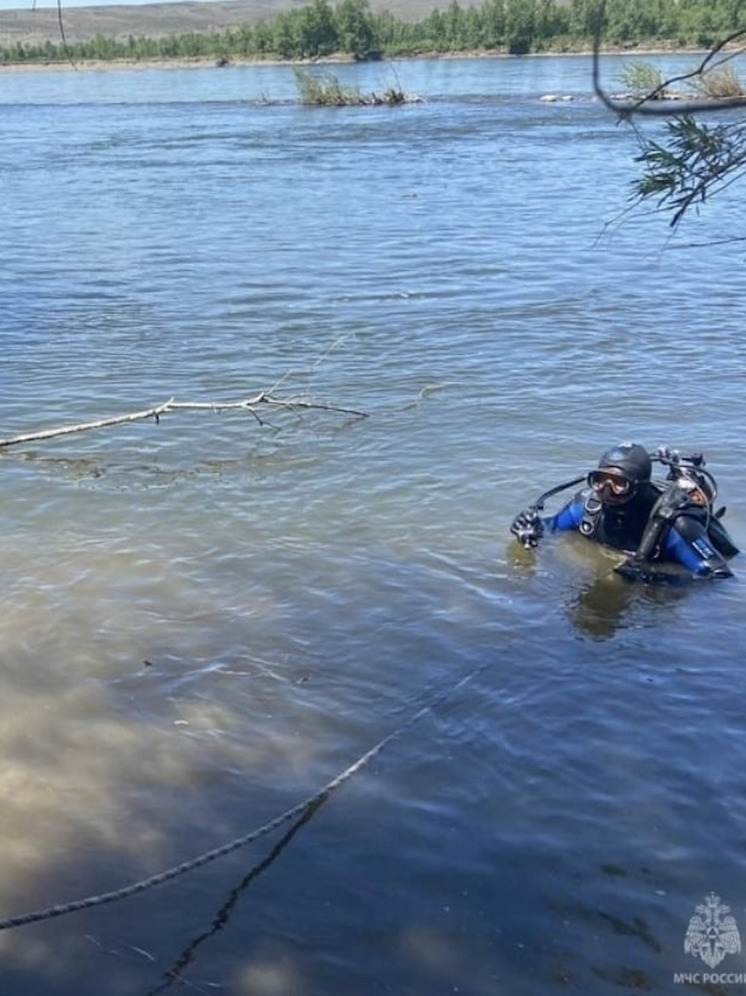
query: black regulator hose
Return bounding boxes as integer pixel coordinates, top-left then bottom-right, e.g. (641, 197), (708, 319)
(529, 474), (586, 513)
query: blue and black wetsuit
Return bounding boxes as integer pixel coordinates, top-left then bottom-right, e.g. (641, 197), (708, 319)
(545, 483), (733, 578)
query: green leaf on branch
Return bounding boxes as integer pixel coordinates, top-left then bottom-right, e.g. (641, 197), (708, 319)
(632, 114), (746, 226)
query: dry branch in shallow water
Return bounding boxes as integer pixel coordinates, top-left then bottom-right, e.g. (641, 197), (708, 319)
(0, 392), (368, 450)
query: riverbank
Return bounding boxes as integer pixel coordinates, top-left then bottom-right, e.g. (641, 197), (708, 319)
(0, 42), (705, 74)
(0, 0), (712, 73)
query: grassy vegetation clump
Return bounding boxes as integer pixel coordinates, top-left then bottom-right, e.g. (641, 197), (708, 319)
(293, 67), (414, 105)
(691, 64), (746, 99)
(619, 61), (668, 98)
(294, 67), (361, 104)
(618, 58), (746, 103)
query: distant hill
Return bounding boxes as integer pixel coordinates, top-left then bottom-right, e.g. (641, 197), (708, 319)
(0, 0), (440, 46)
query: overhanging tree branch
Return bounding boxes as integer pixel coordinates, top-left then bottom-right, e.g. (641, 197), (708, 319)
(591, 0), (746, 225)
(592, 2), (746, 117)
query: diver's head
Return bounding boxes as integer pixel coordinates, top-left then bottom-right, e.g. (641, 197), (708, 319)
(587, 442), (651, 506)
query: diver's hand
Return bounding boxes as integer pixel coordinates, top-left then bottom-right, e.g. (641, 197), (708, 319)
(615, 556), (691, 584)
(510, 510), (544, 548)
(615, 556), (645, 581)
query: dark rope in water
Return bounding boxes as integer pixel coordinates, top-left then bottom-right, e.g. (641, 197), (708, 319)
(146, 795), (329, 995)
(0, 663), (484, 932)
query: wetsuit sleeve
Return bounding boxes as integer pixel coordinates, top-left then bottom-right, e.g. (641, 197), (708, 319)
(543, 498), (584, 533)
(661, 515), (734, 578)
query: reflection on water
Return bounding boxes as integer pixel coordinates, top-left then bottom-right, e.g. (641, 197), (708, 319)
(2, 52), (746, 996)
(566, 567), (691, 641)
(509, 533), (697, 641)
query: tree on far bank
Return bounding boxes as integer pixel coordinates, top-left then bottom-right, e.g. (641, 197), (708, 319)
(336, 0), (377, 58)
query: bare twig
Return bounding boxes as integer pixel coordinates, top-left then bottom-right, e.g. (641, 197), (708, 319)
(0, 393), (367, 450)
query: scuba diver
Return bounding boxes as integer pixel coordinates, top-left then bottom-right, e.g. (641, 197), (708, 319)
(510, 443), (739, 581)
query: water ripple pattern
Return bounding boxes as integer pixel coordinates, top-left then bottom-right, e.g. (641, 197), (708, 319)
(1, 53), (745, 996)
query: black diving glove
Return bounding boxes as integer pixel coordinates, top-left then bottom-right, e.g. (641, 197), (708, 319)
(614, 556), (646, 582)
(615, 555), (731, 584)
(615, 556), (690, 584)
(510, 510), (544, 549)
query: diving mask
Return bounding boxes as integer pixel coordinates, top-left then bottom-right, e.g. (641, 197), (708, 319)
(587, 468), (634, 499)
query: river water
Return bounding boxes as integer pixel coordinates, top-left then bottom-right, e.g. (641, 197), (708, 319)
(1, 52), (745, 995)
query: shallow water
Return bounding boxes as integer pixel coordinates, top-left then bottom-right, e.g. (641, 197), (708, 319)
(1, 53), (745, 995)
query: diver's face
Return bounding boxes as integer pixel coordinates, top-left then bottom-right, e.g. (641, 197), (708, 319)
(587, 468), (635, 507)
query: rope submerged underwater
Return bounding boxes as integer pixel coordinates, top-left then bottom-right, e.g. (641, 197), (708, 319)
(0, 664), (485, 932)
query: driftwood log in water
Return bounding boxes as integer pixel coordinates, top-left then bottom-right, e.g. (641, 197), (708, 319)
(0, 393), (367, 450)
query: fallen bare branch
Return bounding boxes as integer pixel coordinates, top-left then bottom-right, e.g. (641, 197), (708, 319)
(0, 393), (367, 450)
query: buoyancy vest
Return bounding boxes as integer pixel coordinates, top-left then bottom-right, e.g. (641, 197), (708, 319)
(578, 483), (662, 554)
(580, 479), (739, 562)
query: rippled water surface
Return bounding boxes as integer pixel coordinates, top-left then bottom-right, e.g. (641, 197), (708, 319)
(2, 54), (746, 995)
